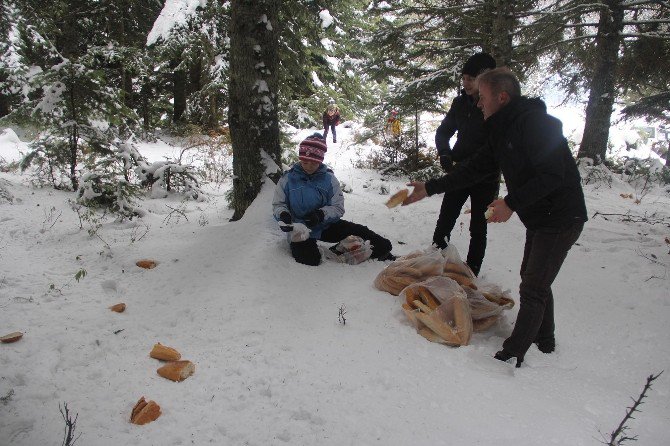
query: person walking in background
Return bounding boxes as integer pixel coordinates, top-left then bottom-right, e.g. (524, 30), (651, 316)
(433, 52), (498, 276)
(386, 109), (401, 138)
(403, 68), (587, 367)
(273, 133), (394, 266)
(323, 103), (340, 143)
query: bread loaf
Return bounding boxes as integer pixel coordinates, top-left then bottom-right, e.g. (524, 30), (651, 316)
(416, 286), (440, 310)
(385, 189), (409, 208)
(473, 315), (498, 332)
(444, 272), (477, 290)
(482, 291), (515, 308)
(401, 303), (420, 328)
(136, 259), (157, 269)
(404, 287), (420, 309)
(417, 327), (449, 344)
(157, 360), (195, 382)
(443, 262), (475, 278)
(109, 303), (126, 313)
(412, 300), (461, 346)
(150, 343), (181, 361)
(130, 397), (161, 425)
(0, 331), (23, 343)
(452, 297), (473, 345)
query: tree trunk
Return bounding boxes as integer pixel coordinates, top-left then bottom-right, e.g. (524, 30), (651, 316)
(228, 0), (280, 221)
(413, 109), (419, 172)
(172, 58), (187, 123)
(577, 0), (624, 164)
(483, 0), (516, 65)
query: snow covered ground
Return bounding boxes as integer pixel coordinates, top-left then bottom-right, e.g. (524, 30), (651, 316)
(1, 123), (669, 445)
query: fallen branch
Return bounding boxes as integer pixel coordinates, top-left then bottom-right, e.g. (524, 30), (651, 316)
(603, 371), (664, 445)
(636, 248), (668, 268)
(59, 402), (81, 446)
(591, 211), (670, 227)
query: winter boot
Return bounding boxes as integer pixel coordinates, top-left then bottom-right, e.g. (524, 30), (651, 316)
(535, 337), (556, 354)
(494, 350), (523, 368)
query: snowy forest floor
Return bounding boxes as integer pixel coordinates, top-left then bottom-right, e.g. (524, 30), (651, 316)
(1, 125), (669, 445)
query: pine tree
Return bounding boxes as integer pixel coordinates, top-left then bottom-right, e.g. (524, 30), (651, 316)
(228, 0), (280, 220)
(539, 0), (670, 164)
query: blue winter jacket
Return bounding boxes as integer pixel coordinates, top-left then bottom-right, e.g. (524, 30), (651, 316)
(272, 163), (345, 239)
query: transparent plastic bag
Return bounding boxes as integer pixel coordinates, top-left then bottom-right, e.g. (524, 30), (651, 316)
(400, 276), (472, 346)
(440, 244), (475, 279)
(374, 249), (445, 295)
(322, 236), (373, 265)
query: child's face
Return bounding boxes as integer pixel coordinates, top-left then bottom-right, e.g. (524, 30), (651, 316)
(327, 110), (335, 116)
(300, 159), (321, 174)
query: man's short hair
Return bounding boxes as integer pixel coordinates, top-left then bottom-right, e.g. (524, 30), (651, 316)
(477, 68), (521, 98)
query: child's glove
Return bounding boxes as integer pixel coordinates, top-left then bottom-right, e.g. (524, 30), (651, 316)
(304, 209), (324, 228)
(279, 211), (293, 232)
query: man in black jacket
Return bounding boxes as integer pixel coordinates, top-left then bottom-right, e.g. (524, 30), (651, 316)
(434, 53), (498, 276)
(404, 68), (587, 367)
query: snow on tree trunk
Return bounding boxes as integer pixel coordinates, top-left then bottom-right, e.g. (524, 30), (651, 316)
(228, 0), (280, 221)
(483, 0), (515, 66)
(578, 0), (624, 164)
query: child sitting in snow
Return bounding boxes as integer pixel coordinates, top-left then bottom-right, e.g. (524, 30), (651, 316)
(272, 133), (394, 266)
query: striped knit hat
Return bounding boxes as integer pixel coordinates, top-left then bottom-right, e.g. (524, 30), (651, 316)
(299, 133), (328, 163)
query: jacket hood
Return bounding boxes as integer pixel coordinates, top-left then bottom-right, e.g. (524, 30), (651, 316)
(486, 96), (547, 129)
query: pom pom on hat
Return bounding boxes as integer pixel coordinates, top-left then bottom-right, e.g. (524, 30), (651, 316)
(299, 133), (328, 163)
(462, 52), (496, 77)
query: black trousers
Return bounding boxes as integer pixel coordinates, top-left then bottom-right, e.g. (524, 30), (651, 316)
(433, 180), (499, 275)
(502, 221), (583, 359)
(290, 219), (392, 266)
(323, 123), (337, 142)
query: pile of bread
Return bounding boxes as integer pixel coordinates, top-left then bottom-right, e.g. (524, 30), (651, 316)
(374, 248), (514, 346)
(129, 343), (196, 425)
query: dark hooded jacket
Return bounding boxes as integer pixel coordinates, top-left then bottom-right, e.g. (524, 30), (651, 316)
(426, 97), (587, 230)
(435, 91), (498, 182)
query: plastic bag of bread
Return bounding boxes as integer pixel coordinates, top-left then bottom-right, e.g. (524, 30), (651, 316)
(475, 282), (515, 309)
(400, 276), (472, 346)
(325, 235), (373, 265)
(374, 249), (445, 295)
(462, 287), (505, 332)
(440, 244), (475, 279)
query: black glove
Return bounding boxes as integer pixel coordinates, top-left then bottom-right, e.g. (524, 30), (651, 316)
(439, 155), (453, 172)
(279, 211), (293, 232)
(304, 209), (325, 228)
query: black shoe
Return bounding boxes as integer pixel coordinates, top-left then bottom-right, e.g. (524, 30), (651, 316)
(494, 350), (523, 368)
(375, 252), (396, 261)
(333, 139), (337, 143)
(535, 338), (555, 354)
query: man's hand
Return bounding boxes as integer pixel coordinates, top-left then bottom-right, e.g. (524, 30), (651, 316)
(402, 182), (427, 205)
(487, 198), (513, 223)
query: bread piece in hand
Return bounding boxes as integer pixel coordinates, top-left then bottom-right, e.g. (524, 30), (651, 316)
(150, 343), (181, 361)
(157, 360), (195, 382)
(130, 397), (161, 425)
(385, 189), (409, 208)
